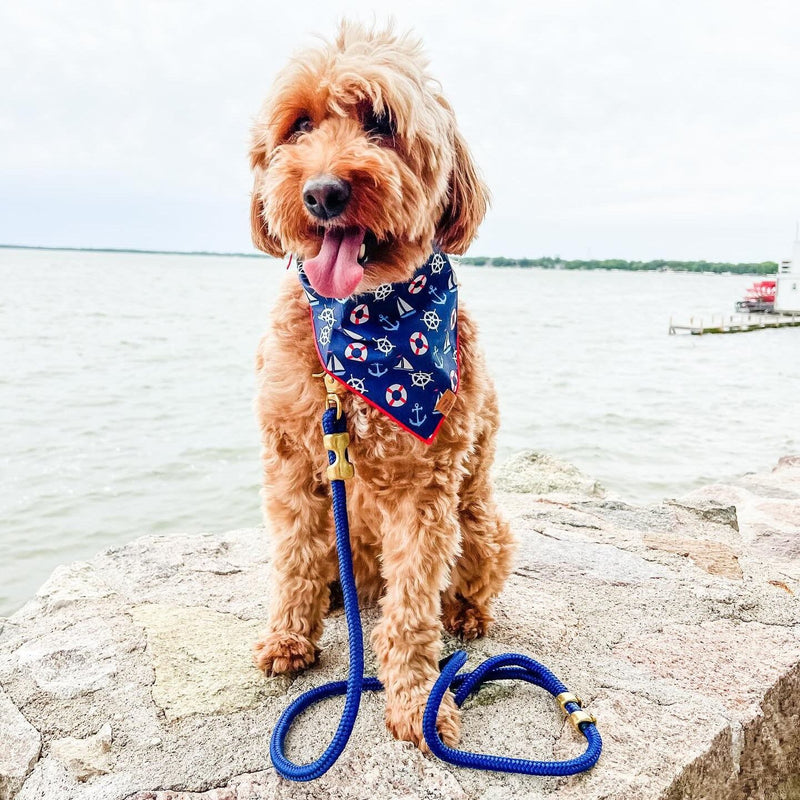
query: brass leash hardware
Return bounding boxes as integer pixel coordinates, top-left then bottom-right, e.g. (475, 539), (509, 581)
(556, 692), (597, 731)
(313, 370), (344, 420)
(323, 431), (355, 481)
(314, 370), (354, 481)
(556, 692), (582, 713)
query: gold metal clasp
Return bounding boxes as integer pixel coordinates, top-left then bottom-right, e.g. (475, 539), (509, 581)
(556, 692), (596, 730)
(314, 370), (354, 480)
(567, 709), (597, 731)
(321, 372), (340, 395)
(556, 692), (583, 714)
(314, 370), (343, 419)
(323, 432), (355, 481)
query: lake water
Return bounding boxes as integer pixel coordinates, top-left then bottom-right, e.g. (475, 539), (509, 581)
(1, 248), (797, 616)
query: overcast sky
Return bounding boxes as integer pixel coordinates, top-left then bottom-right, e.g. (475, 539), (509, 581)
(2, 0), (798, 261)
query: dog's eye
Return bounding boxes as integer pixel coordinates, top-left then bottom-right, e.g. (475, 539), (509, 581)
(363, 109), (395, 140)
(289, 116), (314, 139)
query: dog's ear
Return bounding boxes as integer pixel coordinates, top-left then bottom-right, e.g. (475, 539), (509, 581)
(434, 128), (490, 255)
(250, 180), (285, 258)
(249, 127), (285, 257)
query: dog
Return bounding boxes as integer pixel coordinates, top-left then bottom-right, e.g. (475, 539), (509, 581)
(248, 21), (515, 749)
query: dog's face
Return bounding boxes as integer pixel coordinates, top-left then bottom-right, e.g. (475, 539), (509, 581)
(249, 22), (489, 297)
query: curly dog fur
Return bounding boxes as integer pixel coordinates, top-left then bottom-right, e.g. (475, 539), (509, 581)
(249, 21), (515, 749)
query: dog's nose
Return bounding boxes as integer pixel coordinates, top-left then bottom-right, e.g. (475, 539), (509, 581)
(303, 175), (351, 220)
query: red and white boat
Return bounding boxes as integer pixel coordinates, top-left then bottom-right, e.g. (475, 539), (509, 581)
(735, 280), (776, 313)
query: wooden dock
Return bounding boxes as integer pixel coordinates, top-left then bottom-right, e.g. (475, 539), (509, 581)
(669, 312), (800, 335)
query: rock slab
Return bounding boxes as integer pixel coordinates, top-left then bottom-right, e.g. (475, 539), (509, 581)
(0, 688), (40, 800)
(0, 453), (798, 799)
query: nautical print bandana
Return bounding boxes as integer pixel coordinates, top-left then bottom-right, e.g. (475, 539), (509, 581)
(298, 250), (459, 444)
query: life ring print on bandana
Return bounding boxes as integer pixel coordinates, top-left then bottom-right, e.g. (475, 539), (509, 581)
(299, 249), (459, 443)
(350, 304), (370, 325)
(386, 384), (407, 407)
(408, 274), (427, 294)
(344, 342), (368, 362)
(409, 331), (429, 355)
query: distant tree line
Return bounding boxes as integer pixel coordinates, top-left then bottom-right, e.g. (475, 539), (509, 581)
(0, 245), (778, 275)
(459, 256), (778, 275)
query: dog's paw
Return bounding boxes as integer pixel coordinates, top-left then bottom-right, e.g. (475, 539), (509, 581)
(253, 631), (317, 675)
(385, 689), (460, 752)
(442, 597), (493, 641)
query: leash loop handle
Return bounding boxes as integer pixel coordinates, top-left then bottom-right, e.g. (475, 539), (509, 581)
(423, 651), (602, 776)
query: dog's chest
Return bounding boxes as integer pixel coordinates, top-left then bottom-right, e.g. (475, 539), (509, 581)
(342, 391), (426, 457)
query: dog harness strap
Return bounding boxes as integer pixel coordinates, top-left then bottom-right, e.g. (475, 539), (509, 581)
(269, 403), (603, 781)
(298, 250), (459, 444)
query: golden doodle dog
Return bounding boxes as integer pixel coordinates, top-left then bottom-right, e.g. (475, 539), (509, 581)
(249, 21), (515, 749)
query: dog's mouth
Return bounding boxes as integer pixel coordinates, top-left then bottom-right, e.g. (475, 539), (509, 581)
(303, 227), (379, 298)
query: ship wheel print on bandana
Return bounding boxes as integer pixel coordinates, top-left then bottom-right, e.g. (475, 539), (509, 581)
(298, 249), (459, 443)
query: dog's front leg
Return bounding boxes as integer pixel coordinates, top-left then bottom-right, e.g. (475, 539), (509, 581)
(254, 435), (335, 675)
(370, 487), (461, 749)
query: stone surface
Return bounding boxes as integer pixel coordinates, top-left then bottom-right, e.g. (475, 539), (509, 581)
(0, 455), (798, 800)
(13, 618), (120, 700)
(128, 605), (287, 721)
(494, 450), (606, 497)
(50, 723), (113, 782)
(0, 688), (40, 800)
(643, 532), (743, 578)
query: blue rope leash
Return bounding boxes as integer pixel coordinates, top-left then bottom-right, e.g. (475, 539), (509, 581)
(270, 406), (602, 781)
(425, 651), (602, 775)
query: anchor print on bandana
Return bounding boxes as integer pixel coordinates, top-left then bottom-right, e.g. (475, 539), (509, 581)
(298, 249), (459, 443)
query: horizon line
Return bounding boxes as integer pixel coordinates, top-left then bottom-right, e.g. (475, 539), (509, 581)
(0, 242), (778, 267)
(0, 243), (266, 259)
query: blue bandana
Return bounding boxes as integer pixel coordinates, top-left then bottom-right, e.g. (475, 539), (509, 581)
(299, 250), (459, 443)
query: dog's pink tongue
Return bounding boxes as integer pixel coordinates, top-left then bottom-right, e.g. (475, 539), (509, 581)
(304, 227), (365, 298)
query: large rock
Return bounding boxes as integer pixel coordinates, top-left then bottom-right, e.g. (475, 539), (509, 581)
(0, 688), (40, 800)
(0, 455), (798, 800)
(494, 450), (606, 497)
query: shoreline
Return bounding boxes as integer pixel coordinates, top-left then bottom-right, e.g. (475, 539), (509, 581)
(0, 243), (778, 275)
